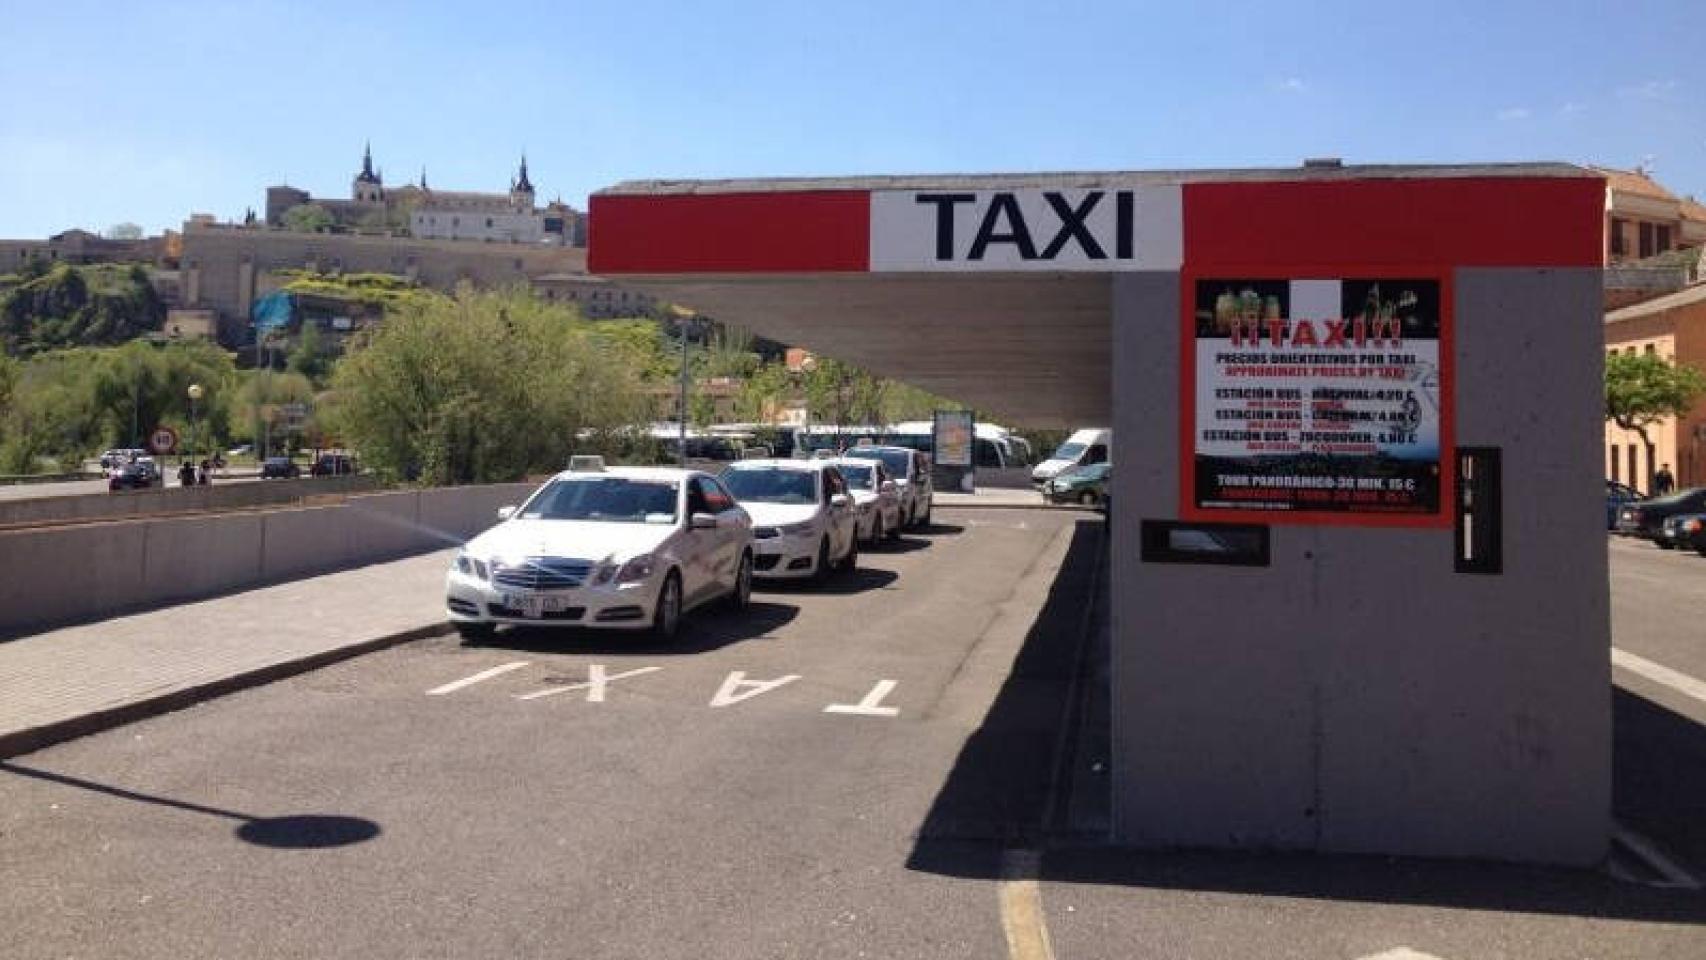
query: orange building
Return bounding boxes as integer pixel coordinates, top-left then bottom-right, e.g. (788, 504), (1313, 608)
(1595, 166), (1706, 264)
(1604, 284), (1706, 490)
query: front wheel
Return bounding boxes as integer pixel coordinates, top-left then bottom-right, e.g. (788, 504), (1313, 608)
(1078, 490), (1098, 507)
(841, 533), (859, 573)
(725, 552), (753, 611)
(651, 571), (683, 642)
(812, 538), (833, 583)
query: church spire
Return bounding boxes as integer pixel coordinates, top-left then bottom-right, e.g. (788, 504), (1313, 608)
(515, 153), (533, 194)
(420, 166), (428, 190)
(357, 141), (380, 185)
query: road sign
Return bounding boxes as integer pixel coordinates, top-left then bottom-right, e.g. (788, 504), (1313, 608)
(148, 425), (179, 456)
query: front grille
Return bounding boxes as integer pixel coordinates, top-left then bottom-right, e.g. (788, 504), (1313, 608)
(491, 557), (592, 590)
(487, 603), (585, 621)
(754, 527), (781, 540)
(753, 554), (781, 571)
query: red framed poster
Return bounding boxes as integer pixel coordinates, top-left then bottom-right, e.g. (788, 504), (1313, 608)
(1179, 267), (1455, 528)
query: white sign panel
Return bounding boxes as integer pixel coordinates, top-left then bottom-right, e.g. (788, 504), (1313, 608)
(870, 185), (1181, 272)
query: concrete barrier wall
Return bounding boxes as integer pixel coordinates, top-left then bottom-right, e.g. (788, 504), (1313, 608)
(0, 480), (541, 638)
(0, 474), (379, 528)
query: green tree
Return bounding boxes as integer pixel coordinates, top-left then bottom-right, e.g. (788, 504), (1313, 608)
(329, 285), (653, 484)
(0, 263), (164, 355)
(1606, 350), (1706, 490)
(282, 204), (336, 234)
(287, 321), (330, 384)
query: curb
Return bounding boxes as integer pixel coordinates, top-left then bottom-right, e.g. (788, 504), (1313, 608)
(936, 501), (1101, 512)
(0, 621), (454, 761)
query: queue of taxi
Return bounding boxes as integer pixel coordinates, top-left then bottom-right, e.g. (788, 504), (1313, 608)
(445, 446), (932, 643)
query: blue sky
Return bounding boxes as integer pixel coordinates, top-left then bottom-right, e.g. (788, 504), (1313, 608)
(1, 0), (1701, 238)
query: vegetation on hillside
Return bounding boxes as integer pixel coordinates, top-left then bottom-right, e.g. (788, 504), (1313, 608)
(0, 261), (165, 356)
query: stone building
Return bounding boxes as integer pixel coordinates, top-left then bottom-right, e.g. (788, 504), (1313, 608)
(178, 220), (594, 344)
(264, 145), (583, 246)
(1, 228), (172, 271)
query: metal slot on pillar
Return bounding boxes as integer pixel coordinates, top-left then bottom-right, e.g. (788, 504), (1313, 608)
(1454, 447), (1503, 575)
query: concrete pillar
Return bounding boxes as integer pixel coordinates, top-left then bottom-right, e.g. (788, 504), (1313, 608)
(1108, 267), (1610, 865)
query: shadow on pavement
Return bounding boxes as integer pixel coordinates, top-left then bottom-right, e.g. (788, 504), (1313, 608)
(1615, 686), (1706, 871)
(474, 600), (799, 656)
(903, 521), (1706, 925)
(0, 762), (381, 850)
(865, 535), (933, 555)
(905, 518), (1102, 858)
(1026, 845), (1706, 925)
(758, 567), (900, 596)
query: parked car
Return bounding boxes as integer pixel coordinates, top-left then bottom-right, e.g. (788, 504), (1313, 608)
(446, 460), (753, 643)
(310, 453), (357, 477)
(841, 444), (934, 529)
(107, 459), (160, 491)
(831, 458), (903, 542)
(259, 457), (301, 479)
(1042, 461), (1111, 506)
(100, 448), (148, 470)
(1615, 487), (1706, 542)
(721, 459), (859, 580)
(1032, 427), (1112, 485)
(1606, 480), (1643, 531)
(1666, 514), (1706, 557)
(1657, 512), (1706, 550)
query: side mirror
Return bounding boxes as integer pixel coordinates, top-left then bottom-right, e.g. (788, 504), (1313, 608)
(497, 505), (517, 520)
(831, 494), (852, 509)
(690, 512), (720, 530)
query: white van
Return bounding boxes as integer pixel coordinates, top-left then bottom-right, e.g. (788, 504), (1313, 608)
(1032, 428), (1111, 485)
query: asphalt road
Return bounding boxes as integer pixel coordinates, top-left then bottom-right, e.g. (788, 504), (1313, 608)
(0, 469), (263, 501)
(4, 521), (1706, 959)
(0, 508), (1088, 960)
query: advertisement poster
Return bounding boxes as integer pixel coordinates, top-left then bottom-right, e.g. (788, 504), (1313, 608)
(1187, 275), (1448, 522)
(933, 410), (974, 467)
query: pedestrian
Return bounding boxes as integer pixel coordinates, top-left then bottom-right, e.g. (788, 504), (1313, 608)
(197, 459), (211, 485)
(178, 460), (196, 487)
(1654, 463), (1676, 496)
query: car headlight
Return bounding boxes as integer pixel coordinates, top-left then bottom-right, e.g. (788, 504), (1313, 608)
(778, 520), (815, 537)
(614, 554), (656, 584)
(454, 552), (489, 580)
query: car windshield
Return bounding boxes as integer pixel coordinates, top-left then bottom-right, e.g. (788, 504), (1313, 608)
(723, 467), (817, 504)
(520, 477), (679, 523)
(1051, 441), (1087, 461)
(846, 448), (909, 477)
(838, 464), (876, 490)
(265, 458), (289, 466)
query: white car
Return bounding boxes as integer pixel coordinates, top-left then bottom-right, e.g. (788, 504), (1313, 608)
(721, 459), (859, 580)
(445, 462), (753, 643)
(832, 458), (902, 543)
(841, 445), (933, 529)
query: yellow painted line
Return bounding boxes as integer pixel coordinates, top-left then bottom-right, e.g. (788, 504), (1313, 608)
(999, 849), (1055, 960)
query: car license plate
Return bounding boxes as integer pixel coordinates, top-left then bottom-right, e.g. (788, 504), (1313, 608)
(504, 594), (566, 618)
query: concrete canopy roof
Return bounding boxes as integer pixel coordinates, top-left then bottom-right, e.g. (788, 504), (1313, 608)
(589, 163), (1603, 428)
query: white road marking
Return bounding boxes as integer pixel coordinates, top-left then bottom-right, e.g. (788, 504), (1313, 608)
(516, 665), (661, 702)
(1357, 950), (1449, 960)
(427, 661), (530, 696)
(1611, 647), (1706, 707)
(708, 671), (800, 707)
(824, 679), (900, 717)
(998, 849), (1055, 960)
(1612, 822), (1703, 889)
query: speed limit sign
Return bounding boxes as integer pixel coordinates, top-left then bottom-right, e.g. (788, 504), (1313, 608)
(148, 425), (179, 456)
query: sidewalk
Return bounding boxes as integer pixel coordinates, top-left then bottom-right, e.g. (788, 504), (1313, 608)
(935, 485), (1054, 508)
(0, 549), (455, 759)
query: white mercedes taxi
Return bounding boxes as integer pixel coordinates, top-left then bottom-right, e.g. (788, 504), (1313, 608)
(831, 458), (902, 543)
(720, 459), (858, 580)
(446, 460), (753, 642)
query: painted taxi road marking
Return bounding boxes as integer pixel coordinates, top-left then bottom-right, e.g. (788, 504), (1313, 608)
(824, 679), (901, 717)
(998, 849), (1054, 960)
(709, 672), (800, 707)
(1358, 950), (1449, 960)
(426, 661), (531, 696)
(1611, 647), (1706, 707)
(516, 665), (662, 702)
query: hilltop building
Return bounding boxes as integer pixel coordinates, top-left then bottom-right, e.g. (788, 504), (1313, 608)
(264, 145), (584, 246)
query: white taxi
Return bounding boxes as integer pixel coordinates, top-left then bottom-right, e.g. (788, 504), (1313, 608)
(720, 459), (858, 580)
(831, 458), (902, 543)
(446, 461), (752, 642)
